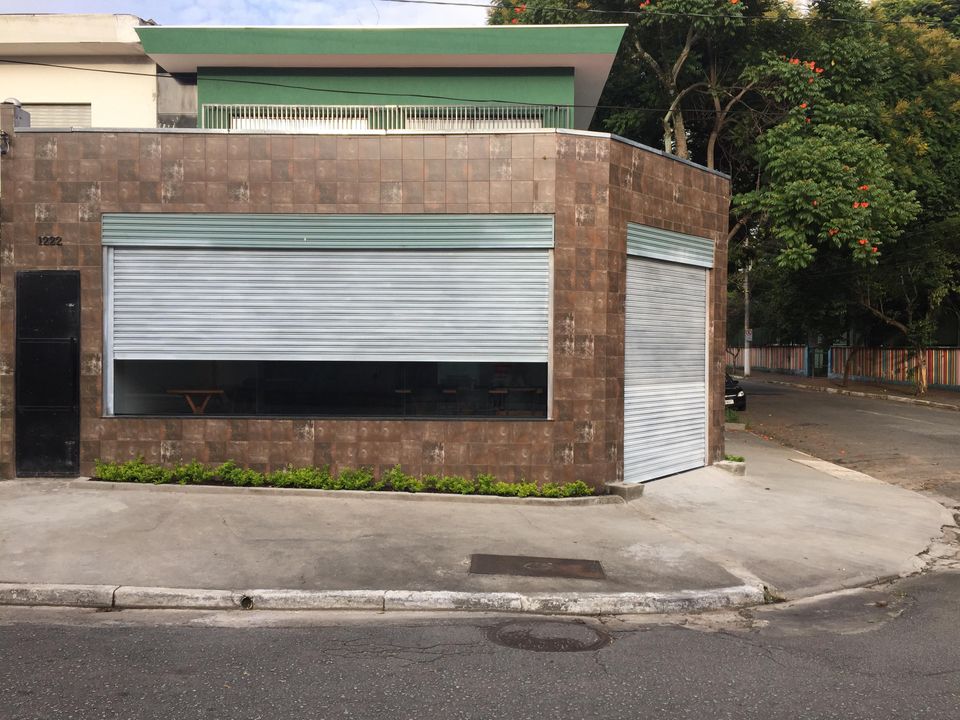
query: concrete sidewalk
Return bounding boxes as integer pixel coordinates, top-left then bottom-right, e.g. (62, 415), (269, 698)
(0, 432), (953, 615)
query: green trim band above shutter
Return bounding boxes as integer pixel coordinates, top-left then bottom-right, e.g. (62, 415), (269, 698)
(102, 214), (554, 250)
(626, 223), (714, 268)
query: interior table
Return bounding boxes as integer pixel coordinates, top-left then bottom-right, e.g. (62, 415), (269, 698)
(166, 389), (225, 415)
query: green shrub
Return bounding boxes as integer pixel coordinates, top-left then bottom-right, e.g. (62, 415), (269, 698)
(434, 475), (475, 495)
(95, 457), (171, 484)
(299, 466), (332, 489)
(564, 481), (593, 497)
(724, 454), (745, 463)
(383, 465), (426, 493)
(263, 466), (328, 489)
(94, 459), (122, 482)
(171, 460), (214, 485)
(215, 461), (265, 487)
(475, 473), (498, 495)
(266, 467), (296, 488)
(335, 467), (378, 491)
(539, 482), (565, 498)
(513, 482), (540, 498)
(92, 458), (595, 499)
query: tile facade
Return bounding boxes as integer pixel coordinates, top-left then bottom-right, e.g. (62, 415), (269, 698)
(0, 115), (729, 486)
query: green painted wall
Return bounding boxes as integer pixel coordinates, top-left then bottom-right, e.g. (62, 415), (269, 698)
(198, 68), (575, 128)
(199, 67), (573, 108)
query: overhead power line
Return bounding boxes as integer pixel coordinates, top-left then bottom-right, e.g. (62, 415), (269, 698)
(0, 57), (768, 116)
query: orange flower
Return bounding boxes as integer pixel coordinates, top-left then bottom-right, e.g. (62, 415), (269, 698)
(858, 238), (867, 245)
(853, 202), (861, 208)
(872, 246), (879, 253)
(816, 67), (825, 74)
(800, 102), (808, 109)
(730, 0), (739, 4)
(829, 228), (839, 236)
(812, 199), (818, 206)
(511, 17), (518, 23)
(861, 201), (870, 207)
(858, 184), (869, 190)
(790, 58), (800, 65)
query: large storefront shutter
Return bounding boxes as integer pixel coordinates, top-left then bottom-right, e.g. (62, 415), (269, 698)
(103, 214), (553, 364)
(624, 224), (713, 483)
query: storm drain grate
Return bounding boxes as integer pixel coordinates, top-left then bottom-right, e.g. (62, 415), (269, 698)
(469, 554), (606, 580)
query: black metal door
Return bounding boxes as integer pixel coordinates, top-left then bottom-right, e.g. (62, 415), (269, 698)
(15, 271), (80, 476)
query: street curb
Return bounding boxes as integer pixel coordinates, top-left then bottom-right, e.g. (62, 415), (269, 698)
(67, 479), (625, 507)
(0, 582), (116, 608)
(758, 379), (960, 412)
(0, 582), (766, 616)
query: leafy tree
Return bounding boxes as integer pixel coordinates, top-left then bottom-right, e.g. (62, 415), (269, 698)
(876, 0), (960, 36)
(740, 0), (959, 393)
(490, 0), (796, 168)
(490, 0), (960, 394)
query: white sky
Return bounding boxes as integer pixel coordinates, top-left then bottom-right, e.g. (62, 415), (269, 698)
(0, 0), (491, 26)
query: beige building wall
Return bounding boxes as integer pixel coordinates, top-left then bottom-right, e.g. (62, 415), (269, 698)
(0, 14), (156, 128)
(1, 57), (157, 128)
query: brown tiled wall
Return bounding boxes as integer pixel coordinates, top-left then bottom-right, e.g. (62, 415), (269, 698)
(0, 119), (728, 484)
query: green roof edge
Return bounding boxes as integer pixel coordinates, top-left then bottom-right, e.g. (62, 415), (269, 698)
(135, 24), (626, 57)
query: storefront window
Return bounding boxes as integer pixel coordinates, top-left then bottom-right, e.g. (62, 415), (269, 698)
(113, 360), (547, 418)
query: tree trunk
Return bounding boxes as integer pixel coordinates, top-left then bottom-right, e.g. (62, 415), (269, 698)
(662, 111), (675, 155)
(841, 347), (861, 388)
(706, 125), (719, 170)
(913, 348), (928, 396)
(673, 110), (690, 160)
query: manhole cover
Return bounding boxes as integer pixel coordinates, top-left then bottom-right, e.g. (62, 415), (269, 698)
(469, 554), (605, 580)
(487, 620), (612, 652)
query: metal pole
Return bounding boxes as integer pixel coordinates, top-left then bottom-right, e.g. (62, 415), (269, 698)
(743, 237), (751, 377)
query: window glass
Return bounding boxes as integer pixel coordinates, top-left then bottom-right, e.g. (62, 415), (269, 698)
(113, 360), (547, 418)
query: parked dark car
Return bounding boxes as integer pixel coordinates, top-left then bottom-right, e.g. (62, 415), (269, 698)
(725, 374), (746, 411)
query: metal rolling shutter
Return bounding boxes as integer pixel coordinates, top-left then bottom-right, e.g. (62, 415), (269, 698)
(21, 104), (92, 128)
(624, 223), (713, 483)
(108, 248), (549, 362)
(103, 214), (553, 364)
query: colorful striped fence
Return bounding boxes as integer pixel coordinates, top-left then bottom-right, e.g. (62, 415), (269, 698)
(725, 346), (808, 376)
(829, 347), (960, 390)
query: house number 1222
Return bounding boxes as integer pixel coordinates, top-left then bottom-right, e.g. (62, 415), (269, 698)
(37, 235), (63, 246)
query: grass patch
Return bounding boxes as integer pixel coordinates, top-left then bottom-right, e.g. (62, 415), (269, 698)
(725, 408), (741, 423)
(93, 458), (596, 499)
(724, 454), (745, 463)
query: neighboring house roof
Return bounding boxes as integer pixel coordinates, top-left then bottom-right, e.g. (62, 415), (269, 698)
(136, 24), (626, 130)
(0, 13), (152, 57)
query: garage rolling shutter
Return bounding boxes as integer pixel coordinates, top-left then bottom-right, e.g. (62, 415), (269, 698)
(624, 223), (713, 483)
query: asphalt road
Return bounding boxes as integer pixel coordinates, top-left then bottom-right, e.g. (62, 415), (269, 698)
(1, 571), (959, 720)
(739, 379), (960, 503)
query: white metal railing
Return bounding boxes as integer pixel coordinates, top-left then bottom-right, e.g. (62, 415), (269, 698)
(200, 103), (573, 131)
